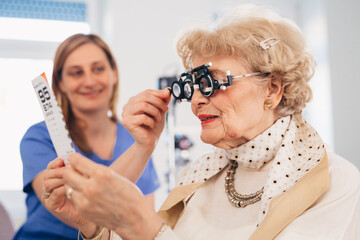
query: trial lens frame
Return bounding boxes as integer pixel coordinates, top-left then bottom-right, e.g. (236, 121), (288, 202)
(170, 62), (263, 101)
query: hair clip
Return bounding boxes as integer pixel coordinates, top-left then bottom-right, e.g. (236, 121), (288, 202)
(259, 38), (280, 50)
(189, 59), (194, 70)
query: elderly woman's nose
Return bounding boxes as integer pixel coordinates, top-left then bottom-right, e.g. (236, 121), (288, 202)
(191, 89), (207, 105)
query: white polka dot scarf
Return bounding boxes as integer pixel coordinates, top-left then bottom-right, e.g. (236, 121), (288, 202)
(176, 114), (325, 225)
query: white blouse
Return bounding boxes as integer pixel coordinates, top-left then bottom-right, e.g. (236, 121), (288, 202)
(110, 147), (360, 240)
(173, 162), (268, 239)
(154, 147), (360, 240)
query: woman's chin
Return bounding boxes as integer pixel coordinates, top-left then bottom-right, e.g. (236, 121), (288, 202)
(200, 133), (223, 147)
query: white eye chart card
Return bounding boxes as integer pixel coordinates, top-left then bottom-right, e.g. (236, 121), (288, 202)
(32, 73), (75, 163)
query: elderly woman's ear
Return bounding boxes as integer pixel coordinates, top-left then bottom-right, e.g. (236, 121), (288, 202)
(264, 76), (283, 110)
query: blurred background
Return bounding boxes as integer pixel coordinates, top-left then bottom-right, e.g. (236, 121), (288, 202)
(0, 0), (359, 233)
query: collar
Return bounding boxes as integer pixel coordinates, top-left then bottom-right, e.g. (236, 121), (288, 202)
(224, 116), (291, 169)
(173, 114), (326, 226)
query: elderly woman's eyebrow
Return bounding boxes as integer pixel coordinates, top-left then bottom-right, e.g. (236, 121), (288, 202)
(209, 69), (226, 76)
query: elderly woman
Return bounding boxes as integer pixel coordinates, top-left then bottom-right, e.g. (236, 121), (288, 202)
(44, 5), (360, 240)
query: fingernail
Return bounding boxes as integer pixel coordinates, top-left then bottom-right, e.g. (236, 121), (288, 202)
(165, 87), (172, 94)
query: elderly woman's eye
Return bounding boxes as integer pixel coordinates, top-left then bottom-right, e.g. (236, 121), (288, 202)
(211, 72), (226, 80)
(212, 75), (227, 83)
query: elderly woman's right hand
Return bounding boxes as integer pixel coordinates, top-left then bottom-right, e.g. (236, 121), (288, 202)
(63, 153), (164, 239)
(122, 88), (171, 153)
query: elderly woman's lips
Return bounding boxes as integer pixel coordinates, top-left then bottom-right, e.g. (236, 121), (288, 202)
(198, 114), (218, 125)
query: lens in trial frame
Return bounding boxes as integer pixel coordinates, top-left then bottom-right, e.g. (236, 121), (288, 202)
(198, 76), (214, 97)
(170, 78), (194, 101)
(183, 82), (193, 99)
(172, 82), (182, 98)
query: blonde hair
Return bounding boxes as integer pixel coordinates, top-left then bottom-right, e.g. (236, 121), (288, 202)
(52, 33), (119, 153)
(177, 5), (315, 116)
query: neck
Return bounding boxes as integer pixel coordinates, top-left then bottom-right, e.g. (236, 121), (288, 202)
(73, 108), (115, 140)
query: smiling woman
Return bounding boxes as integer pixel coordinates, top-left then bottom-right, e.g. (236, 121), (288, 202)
(190, 55), (277, 149)
(51, 34), (119, 154)
(13, 34), (162, 240)
(57, 43), (118, 149)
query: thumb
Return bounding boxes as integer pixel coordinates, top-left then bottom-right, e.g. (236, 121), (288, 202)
(160, 88), (172, 105)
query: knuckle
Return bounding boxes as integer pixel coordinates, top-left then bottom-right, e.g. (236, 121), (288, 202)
(122, 104), (128, 113)
(122, 115), (131, 126)
(103, 168), (113, 181)
(83, 186), (96, 198)
(122, 120), (129, 129)
(128, 96), (135, 103)
(136, 101), (146, 110)
(93, 168), (105, 178)
(138, 114), (147, 122)
(144, 89), (152, 95)
(54, 168), (62, 177)
(43, 181), (50, 191)
(78, 197), (91, 211)
(146, 118), (155, 128)
(52, 188), (62, 198)
(43, 171), (49, 181)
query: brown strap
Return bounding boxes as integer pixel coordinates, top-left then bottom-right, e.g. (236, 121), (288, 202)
(251, 152), (329, 240)
(157, 182), (202, 228)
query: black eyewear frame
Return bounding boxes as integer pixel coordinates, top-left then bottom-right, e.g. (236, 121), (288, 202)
(170, 62), (266, 101)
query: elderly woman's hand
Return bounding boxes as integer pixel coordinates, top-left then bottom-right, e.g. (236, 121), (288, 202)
(122, 88), (171, 153)
(63, 153), (163, 239)
(42, 158), (99, 236)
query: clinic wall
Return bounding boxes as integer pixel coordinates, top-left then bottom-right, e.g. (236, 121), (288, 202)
(326, 0), (360, 169)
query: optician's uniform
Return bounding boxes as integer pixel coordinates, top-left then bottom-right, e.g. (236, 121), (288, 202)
(13, 121), (160, 240)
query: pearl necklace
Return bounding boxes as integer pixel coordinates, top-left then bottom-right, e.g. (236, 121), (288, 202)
(225, 160), (264, 208)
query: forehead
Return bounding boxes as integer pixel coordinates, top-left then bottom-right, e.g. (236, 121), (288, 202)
(192, 55), (248, 74)
(64, 43), (108, 67)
